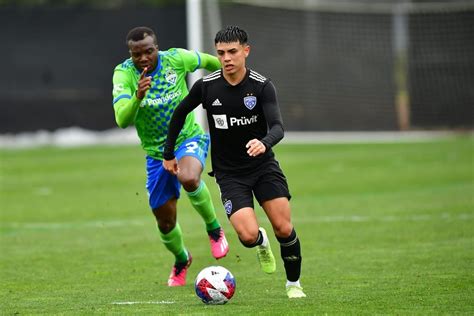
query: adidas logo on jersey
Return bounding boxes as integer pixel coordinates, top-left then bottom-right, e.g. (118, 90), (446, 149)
(212, 99), (222, 106)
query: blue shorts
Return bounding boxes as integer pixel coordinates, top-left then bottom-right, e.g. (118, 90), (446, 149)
(146, 134), (210, 210)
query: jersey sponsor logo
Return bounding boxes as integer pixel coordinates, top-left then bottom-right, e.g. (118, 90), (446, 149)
(165, 68), (177, 85)
(243, 96), (257, 110)
(140, 90), (182, 107)
(212, 99), (222, 106)
(212, 114), (259, 129)
(212, 114), (228, 129)
(230, 115), (258, 127)
(224, 200), (233, 215)
(113, 83), (124, 94)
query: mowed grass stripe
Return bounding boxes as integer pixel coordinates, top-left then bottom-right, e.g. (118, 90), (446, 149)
(1, 211), (472, 231)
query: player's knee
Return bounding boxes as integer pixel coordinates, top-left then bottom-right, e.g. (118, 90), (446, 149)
(155, 217), (177, 234)
(238, 232), (259, 248)
(178, 172), (200, 191)
(273, 222), (293, 239)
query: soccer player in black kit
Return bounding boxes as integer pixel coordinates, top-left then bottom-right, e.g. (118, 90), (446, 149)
(163, 26), (306, 299)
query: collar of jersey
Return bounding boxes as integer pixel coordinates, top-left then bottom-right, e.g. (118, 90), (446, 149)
(223, 68), (250, 87)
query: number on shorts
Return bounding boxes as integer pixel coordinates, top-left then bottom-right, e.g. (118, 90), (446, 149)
(185, 141), (198, 153)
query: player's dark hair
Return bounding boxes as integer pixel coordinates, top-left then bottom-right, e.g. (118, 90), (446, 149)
(214, 25), (248, 45)
(126, 26), (157, 45)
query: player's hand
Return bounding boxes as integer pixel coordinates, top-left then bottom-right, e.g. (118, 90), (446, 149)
(163, 158), (179, 175)
(246, 139), (266, 157)
(136, 67), (152, 100)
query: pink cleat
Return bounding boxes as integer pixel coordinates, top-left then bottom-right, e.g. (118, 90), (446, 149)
(167, 252), (192, 287)
(209, 228), (229, 259)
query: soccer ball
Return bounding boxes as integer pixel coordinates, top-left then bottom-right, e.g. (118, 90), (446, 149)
(194, 265), (236, 305)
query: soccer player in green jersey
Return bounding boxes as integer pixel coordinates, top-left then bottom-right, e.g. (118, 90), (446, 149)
(112, 26), (229, 287)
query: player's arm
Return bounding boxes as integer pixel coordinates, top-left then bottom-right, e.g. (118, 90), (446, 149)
(113, 68), (151, 128)
(197, 52), (221, 72)
(260, 81), (284, 147)
(246, 81), (284, 157)
(163, 79), (204, 174)
(113, 95), (140, 128)
(178, 48), (221, 73)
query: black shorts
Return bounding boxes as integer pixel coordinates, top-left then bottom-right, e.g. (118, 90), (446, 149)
(214, 158), (291, 218)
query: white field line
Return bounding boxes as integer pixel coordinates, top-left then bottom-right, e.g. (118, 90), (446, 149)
(111, 301), (174, 305)
(1, 213), (472, 231)
(0, 127), (470, 148)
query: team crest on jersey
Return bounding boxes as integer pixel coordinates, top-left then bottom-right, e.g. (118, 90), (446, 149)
(243, 96), (257, 110)
(165, 68), (177, 85)
(224, 200), (233, 215)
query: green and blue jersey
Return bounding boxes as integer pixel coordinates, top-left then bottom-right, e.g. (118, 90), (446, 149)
(112, 48), (220, 160)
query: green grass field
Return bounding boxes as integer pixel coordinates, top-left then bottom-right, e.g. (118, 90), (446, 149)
(1, 136), (473, 314)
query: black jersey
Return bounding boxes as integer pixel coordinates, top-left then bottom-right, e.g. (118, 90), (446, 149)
(164, 68), (284, 175)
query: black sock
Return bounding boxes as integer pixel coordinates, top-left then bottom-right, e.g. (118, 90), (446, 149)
(208, 227), (221, 242)
(239, 229), (263, 248)
(276, 228), (302, 282)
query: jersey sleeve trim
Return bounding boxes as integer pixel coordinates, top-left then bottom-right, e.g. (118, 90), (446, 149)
(192, 50), (201, 72)
(113, 94), (132, 104)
